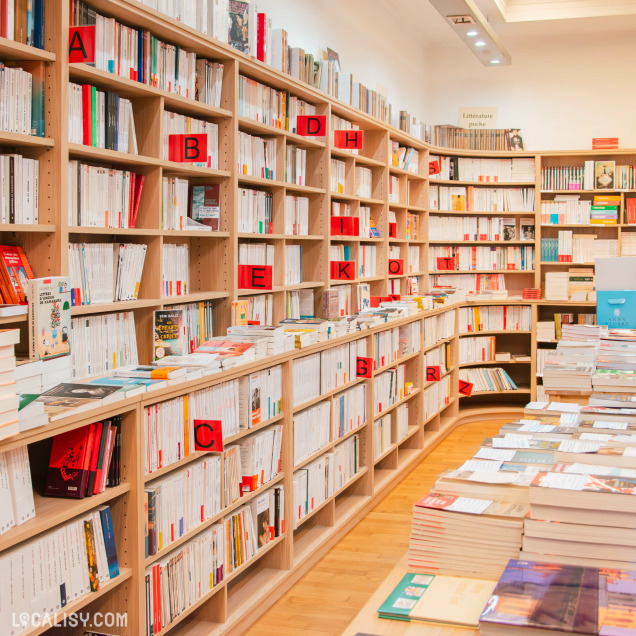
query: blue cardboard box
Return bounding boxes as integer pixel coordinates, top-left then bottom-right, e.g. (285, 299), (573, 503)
(597, 291), (636, 329)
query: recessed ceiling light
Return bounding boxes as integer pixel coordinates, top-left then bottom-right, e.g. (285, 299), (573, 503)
(466, 30), (478, 36)
(490, 59), (501, 64)
(474, 41), (486, 47)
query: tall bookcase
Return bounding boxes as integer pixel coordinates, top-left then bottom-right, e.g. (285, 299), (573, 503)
(0, 1), (631, 634)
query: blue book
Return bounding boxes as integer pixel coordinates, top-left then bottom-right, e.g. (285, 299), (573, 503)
(98, 506), (120, 578)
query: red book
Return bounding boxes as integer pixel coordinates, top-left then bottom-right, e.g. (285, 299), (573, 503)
(82, 423), (97, 494)
(81, 84), (92, 146)
(0, 245), (34, 304)
(44, 425), (92, 498)
(131, 174), (145, 227)
(97, 425), (116, 494)
(257, 13), (267, 62)
(0, 0), (8, 39)
(92, 422), (109, 495)
(85, 421), (102, 496)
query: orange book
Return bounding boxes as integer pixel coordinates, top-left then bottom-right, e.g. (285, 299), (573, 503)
(0, 245), (34, 304)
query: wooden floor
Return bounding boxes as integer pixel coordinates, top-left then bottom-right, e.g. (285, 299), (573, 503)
(246, 418), (504, 636)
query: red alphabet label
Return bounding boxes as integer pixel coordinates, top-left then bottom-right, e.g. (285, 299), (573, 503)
(459, 380), (474, 397)
(437, 257), (455, 271)
(168, 133), (208, 163)
(426, 366), (441, 382)
(194, 419), (223, 452)
(389, 222), (397, 238)
(334, 129), (364, 149)
(69, 26), (96, 64)
(330, 216), (359, 236)
(370, 296), (381, 308)
(429, 159), (441, 176)
(388, 259), (404, 276)
(330, 260), (355, 280)
(238, 264), (273, 290)
(356, 357), (373, 378)
(297, 115), (326, 136)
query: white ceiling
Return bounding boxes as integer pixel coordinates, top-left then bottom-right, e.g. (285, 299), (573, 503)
(381, 0), (636, 48)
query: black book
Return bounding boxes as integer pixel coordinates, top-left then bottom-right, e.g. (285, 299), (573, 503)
(105, 91), (116, 151)
(8, 155), (14, 224)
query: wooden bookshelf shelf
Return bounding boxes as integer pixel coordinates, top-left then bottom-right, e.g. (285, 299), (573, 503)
(71, 299), (161, 315)
(429, 240), (534, 245)
(433, 269), (535, 274)
(373, 387), (421, 420)
(0, 37), (55, 61)
(460, 330), (532, 336)
(540, 261), (596, 266)
(430, 210), (531, 215)
(68, 143), (157, 166)
(459, 360), (531, 367)
(432, 179), (536, 187)
(0, 223), (56, 232)
(0, 131), (54, 147)
(161, 162), (231, 178)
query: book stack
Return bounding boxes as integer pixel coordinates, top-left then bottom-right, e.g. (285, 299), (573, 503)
(540, 197), (591, 224)
(544, 271), (569, 301)
(522, 288), (542, 300)
(622, 231), (636, 255)
(0, 329), (20, 439)
(568, 266), (595, 301)
(521, 470), (636, 570)
(407, 492), (527, 579)
(591, 195), (619, 224)
(542, 350), (595, 392)
(591, 329), (636, 398)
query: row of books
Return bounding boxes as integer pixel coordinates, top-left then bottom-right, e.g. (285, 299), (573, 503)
(391, 141), (419, 174)
(429, 185), (535, 212)
(2, 0), (45, 48)
(284, 244), (302, 285)
(541, 160), (633, 190)
(422, 376), (451, 419)
(431, 273), (507, 294)
(459, 336), (497, 364)
(374, 364), (410, 416)
(68, 83), (138, 153)
(544, 268), (595, 302)
(429, 246), (535, 271)
(68, 242), (146, 305)
(331, 158), (345, 193)
(72, 1), (224, 106)
(238, 131), (276, 180)
(1, 505), (119, 633)
(430, 156), (535, 183)
(458, 366), (519, 392)
(388, 175), (399, 203)
(355, 166), (373, 199)
(163, 111), (219, 168)
(430, 125), (522, 151)
(0, 154), (38, 224)
(286, 145), (307, 186)
(459, 305), (532, 332)
(69, 161), (144, 228)
(540, 197), (592, 225)
(541, 233), (618, 263)
(428, 216), (535, 242)
(423, 310), (456, 347)
(238, 74), (315, 131)
(144, 483), (284, 636)
(0, 62), (44, 136)
(162, 243), (189, 298)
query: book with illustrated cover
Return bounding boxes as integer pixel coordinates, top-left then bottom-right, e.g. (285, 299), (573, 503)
(44, 425), (91, 498)
(228, 0), (250, 53)
(378, 572), (496, 627)
(0, 245), (34, 304)
(28, 277), (71, 361)
(83, 517), (100, 591)
(154, 309), (185, 360)
(479, 560), (598, 634)
(195, 340), (254, 356)
(191, 184), (220, 230)
(596, 161), (615, 189)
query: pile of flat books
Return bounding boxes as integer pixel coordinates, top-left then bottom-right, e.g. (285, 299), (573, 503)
(542, 349), (596, 391)
(407, 491), (527, 579)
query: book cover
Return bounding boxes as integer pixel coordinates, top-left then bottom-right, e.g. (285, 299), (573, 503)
(195, 340), (254, 356)
(83, 518), (100, 591)
(44, 426), (91, 498)
(228, 0), (250, 53)
(154, 309), (185, 360)
(191, 184), (220, 230)
(40, 383), (121, 401)
(479, 560), (598, 634)
(0, 245), (34, 304)
(596, 161), (616, 190)
(27, 277), (71, 361)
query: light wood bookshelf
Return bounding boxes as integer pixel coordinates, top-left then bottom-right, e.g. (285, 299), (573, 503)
(0, 0), (626, 633)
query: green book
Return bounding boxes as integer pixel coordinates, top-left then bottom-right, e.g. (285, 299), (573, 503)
(377, 573), (434, 620)
(91, 85), (97, 147)
(18, 393), (40, 411)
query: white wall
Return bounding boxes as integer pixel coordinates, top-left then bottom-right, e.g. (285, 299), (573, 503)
(254, 0), (430, 121)
(426, 32), (636, 150)
(255, 3), (636, 150)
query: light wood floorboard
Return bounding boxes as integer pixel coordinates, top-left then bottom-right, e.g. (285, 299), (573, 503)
(246, 418), (505, 636)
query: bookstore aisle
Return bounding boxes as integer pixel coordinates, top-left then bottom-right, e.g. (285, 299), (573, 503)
(244, 419), (504, 636)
